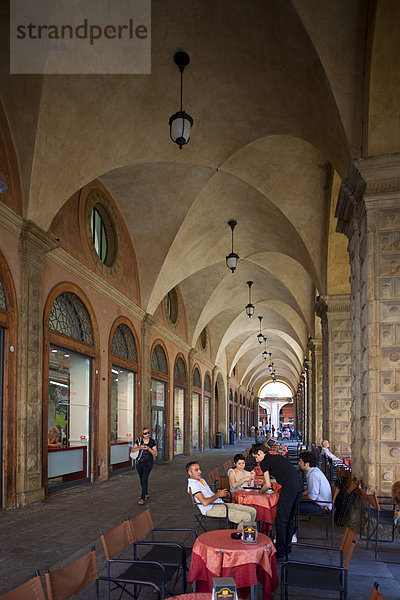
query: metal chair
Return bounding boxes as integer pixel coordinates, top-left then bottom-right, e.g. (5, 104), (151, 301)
(298, 483), (340, 546)
(359, 488), (396, 561)
(0, 571), (46, 600)
(45, 547), (161, 600)
(280, 526), (358, 600)
(189, 489), (229, 532)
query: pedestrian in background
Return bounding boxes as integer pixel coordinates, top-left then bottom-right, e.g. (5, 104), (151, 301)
(132, 427), (157, 504)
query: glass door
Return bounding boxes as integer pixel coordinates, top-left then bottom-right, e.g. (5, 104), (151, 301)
(204, 396), (210, 449)
(151, 378), (166, 462)
(174, 387), (185, 455)
(110, 366), (135, 471)
(192, 392), (200, 453)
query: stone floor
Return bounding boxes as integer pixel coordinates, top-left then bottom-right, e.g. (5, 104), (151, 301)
(0, 437), (400, 599)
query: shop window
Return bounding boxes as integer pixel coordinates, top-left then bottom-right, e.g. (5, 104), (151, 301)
(174, 356), (186, 456)
(192, 390), (200, 453)
(151, 344), (167, 374)
(0, 277), (6, 310)
(49, 292), (93, 345)
(165, 288), (178, 324)
(110, 323), (137, 472)
(47, 291), (94, 491)
(48, 347), (91, 489)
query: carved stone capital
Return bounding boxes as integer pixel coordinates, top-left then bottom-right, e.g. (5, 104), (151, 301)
(335, 162), (366, 238)
(315, 295), (328, 321)
(19, 220), (58, 270)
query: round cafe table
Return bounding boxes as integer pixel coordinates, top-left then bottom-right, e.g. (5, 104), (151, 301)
(188, 529), (278, 600)
(232, 483), (281, 527)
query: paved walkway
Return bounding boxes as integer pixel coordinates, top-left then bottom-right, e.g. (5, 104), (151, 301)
(0, 437), (400, 598)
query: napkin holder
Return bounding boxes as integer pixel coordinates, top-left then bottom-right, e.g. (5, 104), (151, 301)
(212, 577), (237, 600)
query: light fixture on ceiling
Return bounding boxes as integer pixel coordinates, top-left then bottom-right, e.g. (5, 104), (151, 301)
(169, 51), (193, 149)
(226, 220), (239, 273)
(245, 281), (254, 317)
(262, 337), (270, 360)
(257, 316), (264, 344)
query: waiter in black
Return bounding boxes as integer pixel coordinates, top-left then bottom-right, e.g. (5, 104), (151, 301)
(251, 440), (303, 561)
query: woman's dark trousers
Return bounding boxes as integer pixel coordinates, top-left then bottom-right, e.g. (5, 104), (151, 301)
(136, 461), (153, 500)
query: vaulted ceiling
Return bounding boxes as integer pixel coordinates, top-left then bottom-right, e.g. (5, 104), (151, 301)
(2, 0), (398, 392)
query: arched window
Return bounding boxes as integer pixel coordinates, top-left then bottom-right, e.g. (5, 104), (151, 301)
(203, 373), (211, 449)
(46, 291), (95, 492)
(110, 323), (138, 472)
(111, 323), (137, 362)
(151, 344), (169, 462)
(174, 356), (187, 456)
(174, 357), (187, 382)
(151, 344), (167, 374)
(49, 292), (93, 345)
(192, 367), (201, 453)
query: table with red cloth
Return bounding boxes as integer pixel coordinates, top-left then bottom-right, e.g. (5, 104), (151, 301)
(188, 529), (279, 600)
(232, 483), (281, 526)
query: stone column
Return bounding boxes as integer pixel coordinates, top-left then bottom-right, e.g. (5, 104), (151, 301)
(141, 314), (155, 432)
(315, 297), (329, 441)
(336, 155), (400, 493)
(17, 221), (57, 506)
(309, 338), (323, 444)
(325, 295), (352, 456)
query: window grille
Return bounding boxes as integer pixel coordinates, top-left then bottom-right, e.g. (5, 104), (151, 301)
(0, 277), (6, 310)
(193, 367), (201, 389)
(49, 292), (93, 345)
(204, 374), (211, 393)
(151, 344), (167, 374)
(111, 324), (137, 362)
(174, 357), (186, 382)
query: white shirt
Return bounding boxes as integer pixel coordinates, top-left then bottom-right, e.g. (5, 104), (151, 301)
(187, 477), (224, 515)
(321, 447), (341, 463)
(306, 467), (332, 510)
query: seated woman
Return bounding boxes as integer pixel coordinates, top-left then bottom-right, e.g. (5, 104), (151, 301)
(228, 453), (255, 493)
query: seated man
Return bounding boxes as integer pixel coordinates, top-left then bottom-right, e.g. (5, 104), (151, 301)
(298, 451), (332, 514)
(320, 440), (343, 465)
(186, 461), (257, 530)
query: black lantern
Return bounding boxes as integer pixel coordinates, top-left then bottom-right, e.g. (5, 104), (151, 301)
(169, 51), (193, 149)
(226, 220), (239, 273)
(245, 281), (255, 317)
(257, 316), (264, 344)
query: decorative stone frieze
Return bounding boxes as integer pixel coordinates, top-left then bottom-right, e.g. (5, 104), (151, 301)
(17, 221), (58, 506)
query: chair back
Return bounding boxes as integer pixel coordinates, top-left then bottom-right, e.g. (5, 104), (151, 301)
(218, 476), (230, 491)
(131, 509), (154, 541)
(346, 478), (358, 494)
(101, 520), (134, 560)
(0, 573), (46, 600)
(339, 527), (358, 569)
(369, 582), (387, 600)
(208, 468), (219, 484)
(45, 549), (99, 600)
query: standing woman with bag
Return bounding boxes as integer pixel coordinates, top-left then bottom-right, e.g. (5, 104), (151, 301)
(132, 427), (157, 504)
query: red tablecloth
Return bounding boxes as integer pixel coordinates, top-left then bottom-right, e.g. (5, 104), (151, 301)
(233, 483), (281, 525)
(188, 530), (279, 600)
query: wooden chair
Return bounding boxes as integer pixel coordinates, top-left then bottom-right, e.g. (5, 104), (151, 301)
(280, 526), (358, 600)
(208, 468), (219, 491)
(369, 581), (388, 600)
(0, 571), (46, 600)
(189, 489), (229, 532)
(130, 509), (196, 595)
(45, 546), (161, 600)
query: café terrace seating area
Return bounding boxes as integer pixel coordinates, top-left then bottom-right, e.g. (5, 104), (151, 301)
(1, 438), (400, 600)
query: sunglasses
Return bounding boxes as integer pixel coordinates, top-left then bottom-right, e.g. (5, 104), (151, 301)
(143, 431), (150, 435)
